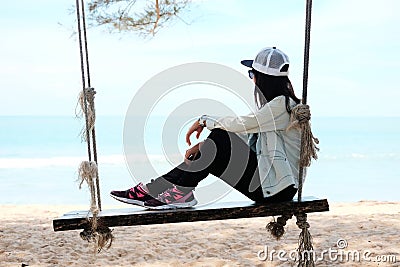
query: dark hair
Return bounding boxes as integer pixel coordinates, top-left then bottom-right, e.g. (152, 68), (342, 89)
(253, 69), (300, 113)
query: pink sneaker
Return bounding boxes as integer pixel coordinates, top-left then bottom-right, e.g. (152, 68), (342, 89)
(110, 183), (154, 207)
(144, 186), (198, 210)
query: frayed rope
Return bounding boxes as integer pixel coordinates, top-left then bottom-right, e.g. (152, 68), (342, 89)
(80, 223), (113, 253)
(78, 161), (113, 253)
(75, 88), (96, 142)
(296, 213), (314, 267)
(287, 104), (319, 167)
(266, 214), (293, 240)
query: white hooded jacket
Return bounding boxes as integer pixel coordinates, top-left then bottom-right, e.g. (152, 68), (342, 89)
(203, 95), (301, 197)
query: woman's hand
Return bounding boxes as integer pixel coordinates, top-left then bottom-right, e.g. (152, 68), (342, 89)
(184, 142), (203, 165)
(185, 120), (204, 146)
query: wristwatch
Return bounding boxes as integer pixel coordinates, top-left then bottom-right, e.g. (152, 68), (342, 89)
(198, 115), (207, 127)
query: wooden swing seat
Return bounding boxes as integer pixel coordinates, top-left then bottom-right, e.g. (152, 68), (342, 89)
(53, 196), (328, 231)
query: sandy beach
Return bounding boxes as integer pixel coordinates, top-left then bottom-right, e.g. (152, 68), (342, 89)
(0, 201), (399, 267)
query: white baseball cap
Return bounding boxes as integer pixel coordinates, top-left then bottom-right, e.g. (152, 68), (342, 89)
(241, 47), (290, 76)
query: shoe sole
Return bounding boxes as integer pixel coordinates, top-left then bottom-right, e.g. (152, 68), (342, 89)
(110, 194), (146, 207)
(145, 199), (198, 210)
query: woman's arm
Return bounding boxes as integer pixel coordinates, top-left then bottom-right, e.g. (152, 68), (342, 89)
(204, 96), (288, 133)
(185, 96), (289, 144)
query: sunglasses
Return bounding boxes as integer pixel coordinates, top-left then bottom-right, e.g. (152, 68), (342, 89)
(248, 69), (255, 79)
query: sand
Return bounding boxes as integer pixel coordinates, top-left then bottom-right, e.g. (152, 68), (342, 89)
(0, 201), (399, 267)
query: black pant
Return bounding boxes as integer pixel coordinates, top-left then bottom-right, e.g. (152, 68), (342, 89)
(146, 129), (297, 203)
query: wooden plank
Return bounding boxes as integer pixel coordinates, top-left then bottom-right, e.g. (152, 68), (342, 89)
(53, 197), (329, 231)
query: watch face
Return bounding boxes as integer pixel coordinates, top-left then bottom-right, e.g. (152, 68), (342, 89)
(199, 119), (205, 127)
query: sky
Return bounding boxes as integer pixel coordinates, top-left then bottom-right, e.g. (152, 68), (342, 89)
(0, 0), (399, 117)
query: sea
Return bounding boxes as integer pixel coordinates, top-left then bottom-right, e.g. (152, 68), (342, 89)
(0, 116), (399, 205)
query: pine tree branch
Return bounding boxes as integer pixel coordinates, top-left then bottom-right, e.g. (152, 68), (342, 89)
(86, 0), (191, 37)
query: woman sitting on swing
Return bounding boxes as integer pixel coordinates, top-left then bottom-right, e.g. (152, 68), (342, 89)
(111, 47), (307, 209)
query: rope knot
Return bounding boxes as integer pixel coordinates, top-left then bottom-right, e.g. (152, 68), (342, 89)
(296, 213), (310, 229)
(287, 104), (320, 167)
(287, 104), (311, 130)
(294, 104), (311, 122)
(78, 161), (98, 189)
(266, 214), (293, 240)
(85, 87), (96, 103)
(296, 220), (310, 229)
(80, 224), (114, 253)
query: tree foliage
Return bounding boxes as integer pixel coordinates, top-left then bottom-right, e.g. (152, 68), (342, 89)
(87, 0), (191, 37)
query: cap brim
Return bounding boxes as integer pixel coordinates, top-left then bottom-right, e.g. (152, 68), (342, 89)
(241, 60), (253, 68)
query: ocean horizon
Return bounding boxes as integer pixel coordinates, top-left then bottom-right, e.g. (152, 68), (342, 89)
(1, 115), (399, 205)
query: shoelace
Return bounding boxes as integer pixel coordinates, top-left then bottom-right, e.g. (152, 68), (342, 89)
(157, 187), (180, 202)
(157, 190), (171, 201)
